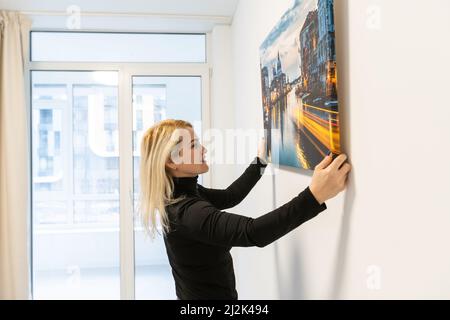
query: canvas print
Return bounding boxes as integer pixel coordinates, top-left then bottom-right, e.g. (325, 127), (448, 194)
(260, 0), (340, 170)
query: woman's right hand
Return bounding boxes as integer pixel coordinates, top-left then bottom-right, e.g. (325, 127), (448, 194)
(309, 153), (351, 205)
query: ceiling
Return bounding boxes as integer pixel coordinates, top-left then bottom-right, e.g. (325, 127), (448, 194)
(0, 0), (240, 17)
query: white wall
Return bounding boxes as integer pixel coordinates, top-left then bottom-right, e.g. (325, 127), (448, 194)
(230, 0), (450, 299)
(209, 25), (236, 188)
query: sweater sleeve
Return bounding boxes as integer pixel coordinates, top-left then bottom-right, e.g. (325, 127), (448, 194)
(196, 156), (268, 210)
(178, 185), (327, 248)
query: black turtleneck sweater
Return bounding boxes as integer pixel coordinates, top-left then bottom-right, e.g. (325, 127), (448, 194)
(163, 156), (327, 300)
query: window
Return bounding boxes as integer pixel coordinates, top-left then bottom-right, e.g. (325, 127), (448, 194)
(31, 32), (206, 63)
(30, 32), (209, 300)
(31, 71), (120, 299)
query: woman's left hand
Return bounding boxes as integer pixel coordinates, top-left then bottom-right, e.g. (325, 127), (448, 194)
(257, 137), (268, 164)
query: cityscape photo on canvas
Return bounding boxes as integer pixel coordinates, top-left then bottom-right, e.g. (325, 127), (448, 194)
(260, 0), (340, 170)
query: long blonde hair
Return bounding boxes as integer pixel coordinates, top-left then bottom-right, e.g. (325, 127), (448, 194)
(138, 119), (193, 239)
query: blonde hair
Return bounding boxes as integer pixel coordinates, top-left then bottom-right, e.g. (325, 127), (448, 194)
(138, 119), (193, 239)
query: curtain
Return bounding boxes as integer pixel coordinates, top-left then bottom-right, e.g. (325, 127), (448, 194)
(0, 11), (31, 300)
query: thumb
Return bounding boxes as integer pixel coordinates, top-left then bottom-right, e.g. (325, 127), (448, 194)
(315, 153), (333, 170)
(258, 137), (266, 154)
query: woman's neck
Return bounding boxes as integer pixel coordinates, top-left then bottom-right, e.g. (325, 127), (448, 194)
(172, 175), (199, 196)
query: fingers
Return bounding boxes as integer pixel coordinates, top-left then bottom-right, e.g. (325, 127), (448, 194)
(315, 153), (333, 170)
(341, 173), (350, 190)
(339, 162), (351, 175)
(258, 137), (266, 158)
(329, 153), (348, 171)
(338, 163), (351, 190)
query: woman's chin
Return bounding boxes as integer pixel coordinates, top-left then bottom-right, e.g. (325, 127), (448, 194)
(202, 163), (209, 171)
(189, 164), (209, 175)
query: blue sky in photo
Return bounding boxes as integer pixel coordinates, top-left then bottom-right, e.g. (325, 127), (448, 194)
(260, 0), (317, 82)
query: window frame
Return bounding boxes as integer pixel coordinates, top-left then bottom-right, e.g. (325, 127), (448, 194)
(26, 31), (212, 300)
(30, 31), (207, 63)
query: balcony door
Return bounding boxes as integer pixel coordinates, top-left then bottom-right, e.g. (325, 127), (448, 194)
(31, 65), (210, 300)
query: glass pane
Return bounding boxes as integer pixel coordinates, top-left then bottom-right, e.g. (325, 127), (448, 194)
(31, 71), (120, 300)
(31, 32), (206, 63)
(132, 76), (202, 299)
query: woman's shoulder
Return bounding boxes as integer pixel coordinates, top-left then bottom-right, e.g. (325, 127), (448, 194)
(166, 194), (215, 218)
(165, 195), (215, 235)
(166, 194), (204, 213)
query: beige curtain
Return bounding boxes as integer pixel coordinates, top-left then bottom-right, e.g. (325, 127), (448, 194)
(0, 11), (31, 300)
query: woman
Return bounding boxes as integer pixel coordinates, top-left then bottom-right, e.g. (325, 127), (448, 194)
(139, 119), (351, 300)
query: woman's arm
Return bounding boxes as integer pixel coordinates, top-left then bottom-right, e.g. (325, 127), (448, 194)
(196, 156), (268, 210)
(177, 185), (327, 248)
